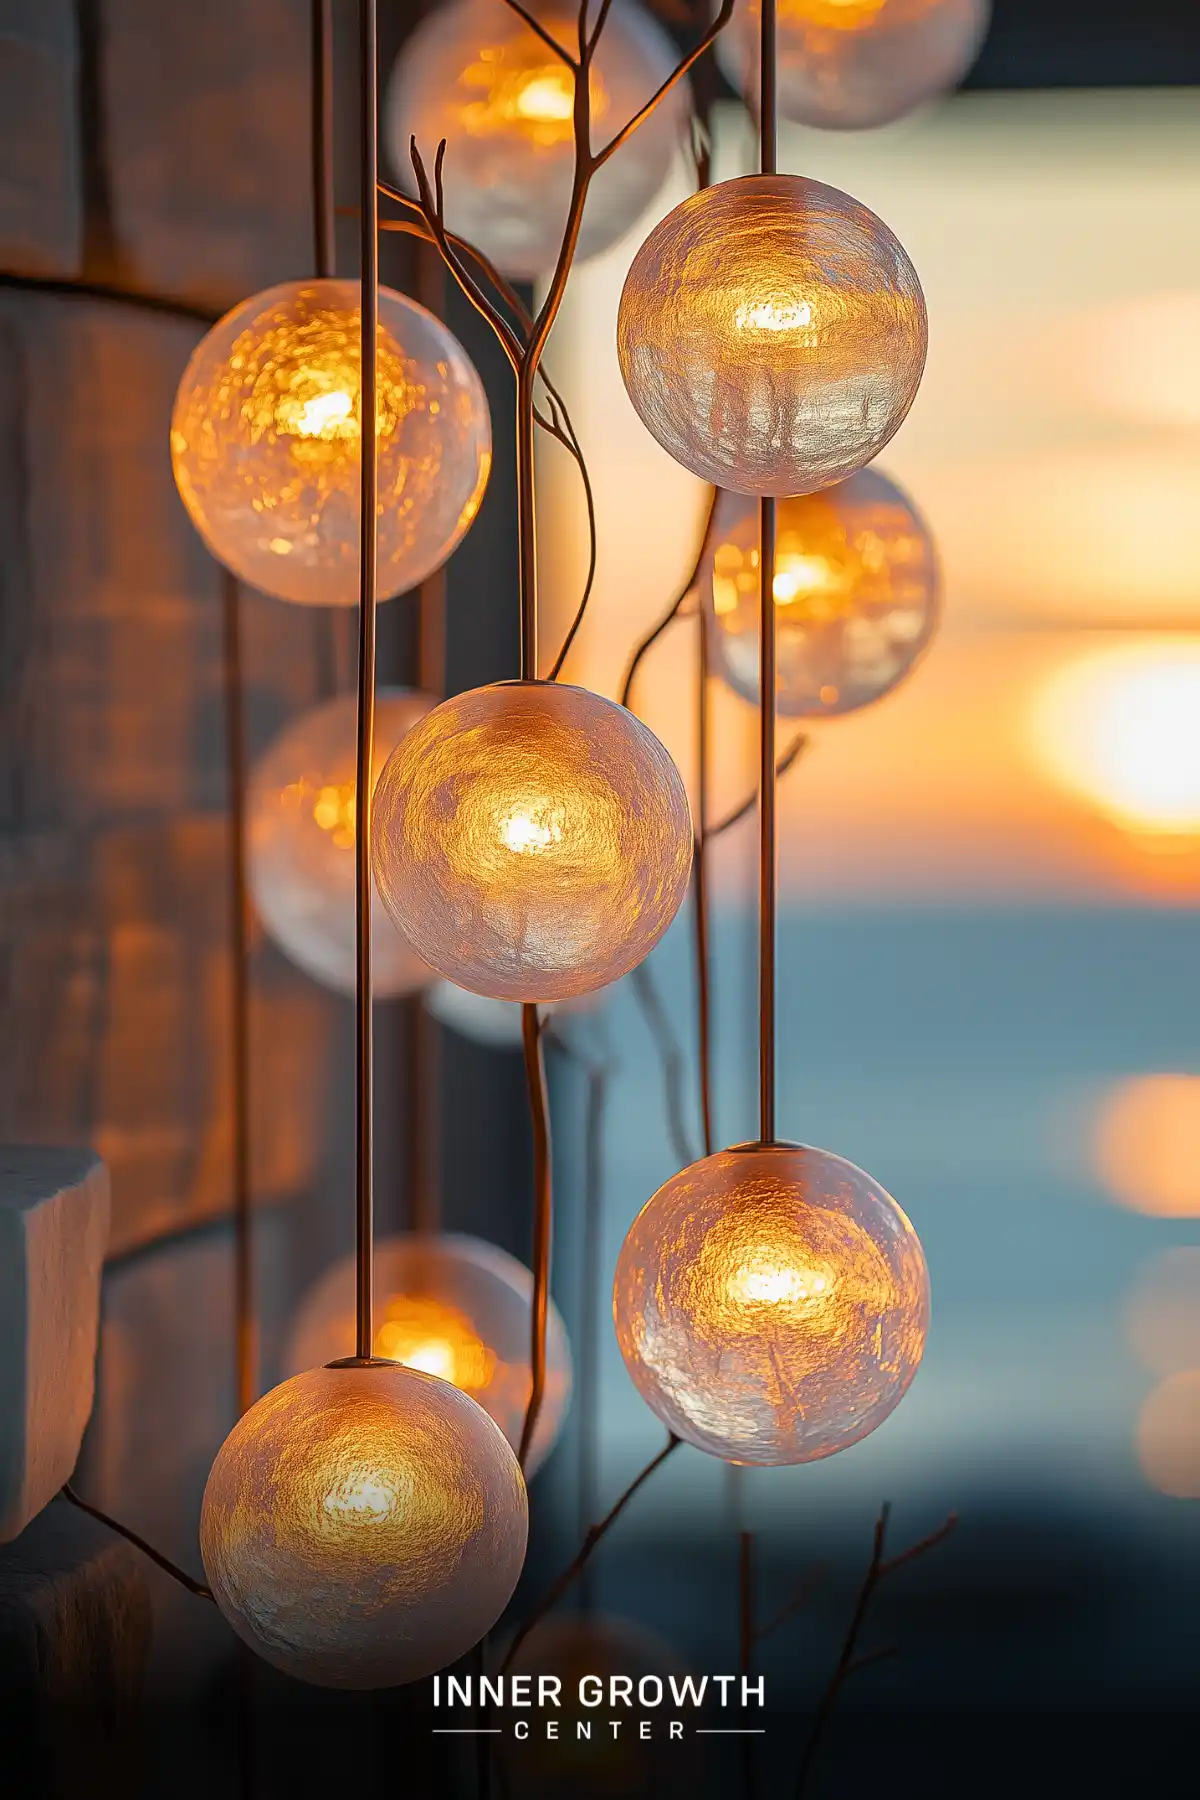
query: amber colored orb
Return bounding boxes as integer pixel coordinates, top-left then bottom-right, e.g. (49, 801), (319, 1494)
(199, 1362), (528, 1688)
(613, 1142), (929, 1465)
(248, 689), (433, 997)
(171, 278), (491, 606)
(386, 0), (689, 281)
(704, 468), (938, 717)
(284, 1233), (572, 1474)
(372, 681), (693, 1003)
(617, 176), (927, 496)
(717, 0), (990, 132)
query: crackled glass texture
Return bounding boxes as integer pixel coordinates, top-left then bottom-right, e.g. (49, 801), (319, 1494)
(613, 1143), (929, 1465)
(704, 468), (938, 717)
(718, 0), (990, 132)
(284, 1233), (572, 1474)
(372, 681), (693, 1003)
(386, 0), (689, 281)
(199, 1362), (528, 1688)
(617, 176), (927, 496)
(248, 689), (433, 996)
(171, 279), (491, 606)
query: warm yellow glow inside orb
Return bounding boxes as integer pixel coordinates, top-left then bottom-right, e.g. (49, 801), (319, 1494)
(285, 1233), (572, 1473)
(1137, 1371), (1200, 1498)
(386, 0), (689, 280)
(717, 0), (989, 130)
(171, 278), (491, 607)
(704, 469), (938, 717)
(1031, 642), (1200, 841)
(199, 1362), (528, 1688)
(618, 176), (927, 497)
(248, 689), (433, 997)
(372, 681), (693, 1003)
(614, 1143), (929, 1466)
(1094, 1074), (1200, 1218)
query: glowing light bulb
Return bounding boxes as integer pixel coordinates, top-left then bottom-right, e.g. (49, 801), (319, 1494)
(385, 0), (690, 280)
(702, 469), (939, 717)
(613, 1143), (929, 1465)
(171, 278), (491, 607)
(1030, 641), (1200, 840)
(200, 1362), (528, 1687)
(285, 1233), (572, 1474)
(247, 689), (434, 997)
(717, 0), (990, 131)
(371, 680), (693, 1003)
(618, 176), (927, 496)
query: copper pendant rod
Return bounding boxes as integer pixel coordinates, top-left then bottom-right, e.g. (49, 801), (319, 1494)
(758, 0), (778, 1146)
(313, 0), (337, 279)
(354, 0), (379, 1361)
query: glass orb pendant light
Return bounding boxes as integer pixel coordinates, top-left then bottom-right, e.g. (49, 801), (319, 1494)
(371, 681), (694, 1003)
(385, 0), (690, 280)
(171, 278), (492, 606)
(617, 175), (927, 495)
(613, 1143), (929, 1465)
(199, 1361), (528, 1687)
(248, 688), (434, 997)
(703, 467), (939, 717)
(285, 1233), (572, 1475)
(717, 0), (991, 133)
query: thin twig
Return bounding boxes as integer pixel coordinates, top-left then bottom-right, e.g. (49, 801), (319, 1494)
(794, 1507), (957, 1797)
(502, 1434), (681, 1672)
(407, 139), (524, 371)
(756, 1565), (826, 1643)
(500, 0), (579, 67)
(593, 0), (736, 169)
(631, 959), (698, 1170)
(61, 1484), (214, 1601)
(620, 488), (720, 711)
(519, 1004), (553, 1470)
(707, 733), (808, 841)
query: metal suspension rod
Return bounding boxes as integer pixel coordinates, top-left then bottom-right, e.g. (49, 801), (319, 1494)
(758, 0), (778, 1146)
(354, 0), (379, 1359)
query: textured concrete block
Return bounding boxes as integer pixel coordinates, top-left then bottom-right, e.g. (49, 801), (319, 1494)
(0, 1495), (151, 1788)
(0, 1), (81, 277)
(0, 1149), (109, 1542)
(100, 0), (311, 312)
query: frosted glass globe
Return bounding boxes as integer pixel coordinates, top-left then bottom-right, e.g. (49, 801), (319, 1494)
(704, 468), (939, 717)
(284, 1233), (572, 1474)
(199, 1362), (527, 1687)
(247, 688), (434, 997)
(617, 175), (927, 495)
(613, 1142), (929, 1465)
(372, 681), (693, 1003)
(171, 278), (491, 606)
(717, 0), (990, 132)
(385, 0), (689, 281)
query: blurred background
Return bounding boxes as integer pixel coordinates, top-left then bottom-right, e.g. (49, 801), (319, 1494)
(0, 1), (1198, 1796)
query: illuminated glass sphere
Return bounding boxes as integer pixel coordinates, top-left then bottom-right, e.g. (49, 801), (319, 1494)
(171, 278), (491, 606)
(247, 688), (433, 997)
(613, 1142), (929, 1465)
(617, 175), (927, 495)
(385, 0), (689, 281)
(284, 1233), (572, 1474)
(703, 468), (939, 717)
(717, 0), (990, 132)
(372, 681), (693, 1003)
(199, 1362), (528, 1688)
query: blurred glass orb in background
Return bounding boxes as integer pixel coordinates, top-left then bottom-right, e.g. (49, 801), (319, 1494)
(372, 681), (693, 1003)
(199, 1362), (527, 1687)
(171, 278), (491, 606)
(385, 0), (689, 281)
(1137, 1370), (1200, 1498)
(248, 688), (433, 997)
(703, 467), (939, 717)
(613, 1142), (928, 1465)
(717, 0), (990, 132)
(284, 1233), (572, 1474)
(618, 176), (927, 495)
(1125, 1248), (1200, 1379)
(502, 1615), (698, 1797)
